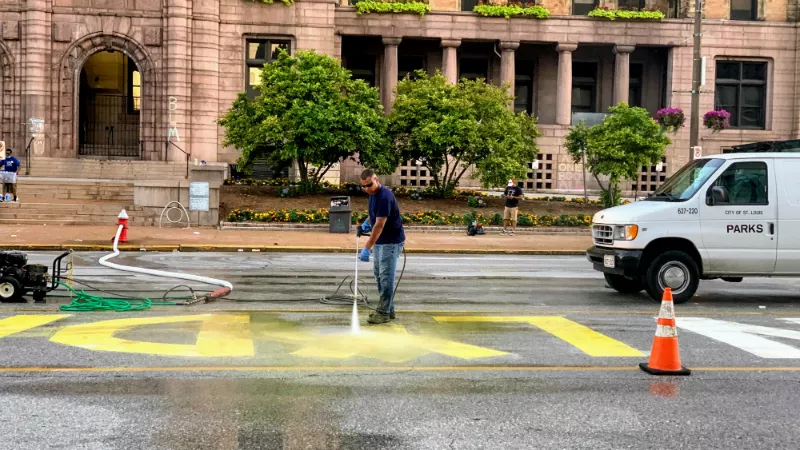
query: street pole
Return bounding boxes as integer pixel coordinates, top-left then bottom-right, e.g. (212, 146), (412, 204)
(689, 0), (703, 159)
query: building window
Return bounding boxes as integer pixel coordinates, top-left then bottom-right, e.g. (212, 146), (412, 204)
(515, 60), (534, 115)
(715, 60), (767, 129)
(127, 59), (141, 114)
(459, 57), (489, 81)
(461, 0), (479, 11)
(245, 38), (291, 99)
(667, 0), (679, 18)
(399, 55), (425, 81)
(573, 0), (598, 15)
(730, 0), (757, 20)
(629, 64), (643, 108)
(618, 0), (645, 9)
(572, 62), (598, 113)
(347, 55), (377, 87)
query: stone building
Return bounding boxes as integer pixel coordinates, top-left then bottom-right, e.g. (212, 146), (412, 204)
(1, 0), (798, 193)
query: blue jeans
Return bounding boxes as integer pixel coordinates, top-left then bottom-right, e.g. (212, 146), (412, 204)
(372, 242), (404, 316)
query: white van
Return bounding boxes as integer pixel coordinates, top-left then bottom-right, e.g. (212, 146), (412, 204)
(586, 152), (800, 303)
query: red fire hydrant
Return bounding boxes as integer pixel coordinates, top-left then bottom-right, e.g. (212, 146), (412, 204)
(116, 209), (129, 243)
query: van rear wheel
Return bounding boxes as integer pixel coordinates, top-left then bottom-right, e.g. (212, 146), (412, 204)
(604, 273), (644, 294)
(644, 250), (699, 304)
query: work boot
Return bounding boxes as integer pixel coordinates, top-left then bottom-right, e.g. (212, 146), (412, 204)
(390, 312), (396, 320)
(367, 312), (391, 324)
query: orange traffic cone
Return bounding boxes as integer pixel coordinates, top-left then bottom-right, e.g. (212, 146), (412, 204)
(639, 288), (691, 376)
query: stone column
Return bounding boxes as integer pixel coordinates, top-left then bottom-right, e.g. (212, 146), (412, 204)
(190, 0), (221, 162)
(165, 0), (192, 161)
(556, 44), (578, 126)
(440, 39), (461, 84)
(381, 37), (401, 114)
(23, 0), (50, 155)
(499, 41), (520, 110)
(613, 45), (635, 105)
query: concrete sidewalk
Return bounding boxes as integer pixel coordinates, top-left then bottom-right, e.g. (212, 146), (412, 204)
(0, 224), (593, 254)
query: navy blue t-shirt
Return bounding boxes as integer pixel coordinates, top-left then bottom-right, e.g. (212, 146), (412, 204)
(369, 185), (405, 245)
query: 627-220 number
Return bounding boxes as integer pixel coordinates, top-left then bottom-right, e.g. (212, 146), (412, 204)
(677, 208), (698, 215)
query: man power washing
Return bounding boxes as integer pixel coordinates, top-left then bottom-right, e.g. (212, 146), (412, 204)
(357, 169), (405, 324)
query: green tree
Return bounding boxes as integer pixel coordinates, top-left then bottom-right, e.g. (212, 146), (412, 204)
(218, 50), (393, 190)
(565, 103), (671, 207)
(388, 71), (540, 198)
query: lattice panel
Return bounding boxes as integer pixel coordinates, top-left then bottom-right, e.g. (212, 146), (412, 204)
(530, 153), (554, 191)
(637, 157), (667, 192)
(398, 160), (433, 187)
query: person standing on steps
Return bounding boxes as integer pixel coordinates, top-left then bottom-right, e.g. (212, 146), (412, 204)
(503, 179), (523, 235)
(357, 168), (405, 324)
(1, 148), (20, 203)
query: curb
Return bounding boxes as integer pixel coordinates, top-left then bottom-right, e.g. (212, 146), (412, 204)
(0, 244), (587, 256)
(220, 222), (591, 235)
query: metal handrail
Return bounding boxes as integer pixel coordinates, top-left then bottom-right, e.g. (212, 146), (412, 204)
(24, 137), (33, 176)
(166, 140), (190, 179)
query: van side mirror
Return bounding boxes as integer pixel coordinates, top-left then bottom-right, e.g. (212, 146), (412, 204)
(708, 186), (729, 206)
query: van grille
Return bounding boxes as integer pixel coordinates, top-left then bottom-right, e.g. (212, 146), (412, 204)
(592, 225), (614, 246)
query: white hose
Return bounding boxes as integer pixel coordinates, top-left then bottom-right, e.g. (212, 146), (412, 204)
(99, 224), (233, 292)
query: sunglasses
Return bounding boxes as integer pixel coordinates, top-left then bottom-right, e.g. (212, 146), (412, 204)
(360, 182), (374, 189)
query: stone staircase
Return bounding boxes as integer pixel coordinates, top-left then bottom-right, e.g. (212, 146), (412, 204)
(0, 178), (156, 226)
(0, 157), (228, 226)
(0, 201), (154, 226)
(26, 157), (195, 181)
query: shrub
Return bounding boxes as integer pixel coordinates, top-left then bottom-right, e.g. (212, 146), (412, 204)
(355, 0), (431, 16)
(248, 0), (294, 5)
(227, 208), (592, 227)
(473, 3), (551, 19)
(587, 8), (665, 20)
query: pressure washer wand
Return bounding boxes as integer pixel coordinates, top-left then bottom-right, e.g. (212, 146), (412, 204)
(351, 233), (361, 333)
(354, 234), (359, 304)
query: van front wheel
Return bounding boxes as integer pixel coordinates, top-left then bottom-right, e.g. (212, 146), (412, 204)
(644, 250), (699, 304)
(604, 273), (644, 294)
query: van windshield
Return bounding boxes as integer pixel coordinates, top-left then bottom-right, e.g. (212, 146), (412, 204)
(645, 158), (725, 202)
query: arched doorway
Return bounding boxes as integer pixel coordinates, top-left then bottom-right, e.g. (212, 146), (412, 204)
(78, 50), (141, 158)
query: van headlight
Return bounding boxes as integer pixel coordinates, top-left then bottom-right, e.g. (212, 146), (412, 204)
(613, 225), (639, 241)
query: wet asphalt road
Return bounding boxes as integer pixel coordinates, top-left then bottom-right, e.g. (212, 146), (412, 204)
(1, 252), (800, 449)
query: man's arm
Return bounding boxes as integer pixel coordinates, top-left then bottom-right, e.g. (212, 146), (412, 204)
(365, 217), (387, 250)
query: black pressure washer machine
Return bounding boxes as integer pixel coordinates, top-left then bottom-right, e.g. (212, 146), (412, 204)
(0, 250), (71, 303)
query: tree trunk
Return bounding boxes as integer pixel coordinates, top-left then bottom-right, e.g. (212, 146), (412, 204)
(297, 157), (308, 184)
(314, 162), (336, 184)
(592, 173), (608, 195)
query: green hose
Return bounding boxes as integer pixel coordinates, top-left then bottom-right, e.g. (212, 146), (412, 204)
(56, 281), (183, 312)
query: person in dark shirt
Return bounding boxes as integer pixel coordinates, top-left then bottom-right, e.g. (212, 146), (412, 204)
(357, 168), (405, 324)
(503, 179), (523, 235)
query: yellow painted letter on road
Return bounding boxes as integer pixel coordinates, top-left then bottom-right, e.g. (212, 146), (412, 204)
(0, 315), (71, 338)
(433, 316), (643, 357)
(50, 314), (254, 357)
(259, 323), (507, 363)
